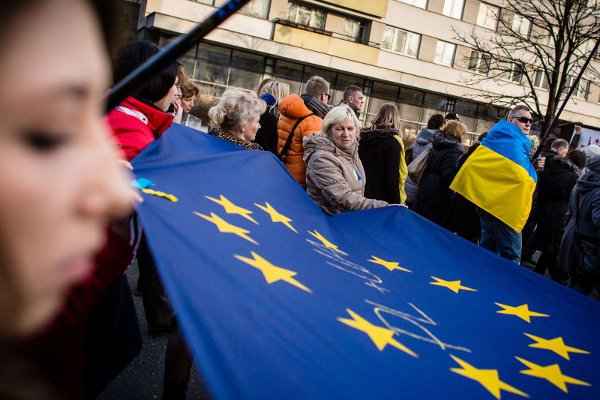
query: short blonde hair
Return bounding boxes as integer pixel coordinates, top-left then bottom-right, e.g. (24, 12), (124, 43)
(321, 104), (361, 138)
(257, 78), (290, 100)
(443, 120), (467, 141)
(208, 89), (266, 133)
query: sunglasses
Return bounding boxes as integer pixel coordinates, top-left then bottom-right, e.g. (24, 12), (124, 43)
(516, 116), (533, 125)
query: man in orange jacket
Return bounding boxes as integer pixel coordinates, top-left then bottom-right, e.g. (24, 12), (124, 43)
(277, 76), (331, 187)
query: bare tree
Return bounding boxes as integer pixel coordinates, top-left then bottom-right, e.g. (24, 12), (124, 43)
(455, 0), (600, 140)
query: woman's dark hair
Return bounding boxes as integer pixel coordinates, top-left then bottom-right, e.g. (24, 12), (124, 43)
(427, 114), (445, 130)
(371, 103), (399, 130)
(113, 40), (178, 103)
(1, 1), (118, 44)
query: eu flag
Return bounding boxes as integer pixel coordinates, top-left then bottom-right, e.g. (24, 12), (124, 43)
(134, 124), (599, 399)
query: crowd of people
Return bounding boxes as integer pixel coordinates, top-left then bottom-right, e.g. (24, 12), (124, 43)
(192, 72), (600, 301)
(1, 1), (599, 399)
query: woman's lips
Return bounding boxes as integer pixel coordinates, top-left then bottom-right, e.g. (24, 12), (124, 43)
(63, 255), (94, 283)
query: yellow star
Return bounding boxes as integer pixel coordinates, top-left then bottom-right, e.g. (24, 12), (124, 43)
(430, 276), (477, 294)
(516, 356), (591, 393)
(254, 202), (298, 233)
(495, 303), (549, 323)
(308, 230), (345, 254)
(368, 256), (411, 273)
(194, 212), (258, 245)
(524, 333), (590, 360)
(234, 251), (311, 293)
(206, 195), (258, 225)
(450, 355), (529, 399)
(338, 309), (417, 357)
(142, 188), (178, 202)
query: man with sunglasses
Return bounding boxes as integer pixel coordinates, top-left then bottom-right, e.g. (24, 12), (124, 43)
(508, 106), (534, 135)
(479, 105), (535, 263)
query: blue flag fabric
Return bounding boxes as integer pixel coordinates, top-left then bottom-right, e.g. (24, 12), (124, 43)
(134, 124), (600, 400)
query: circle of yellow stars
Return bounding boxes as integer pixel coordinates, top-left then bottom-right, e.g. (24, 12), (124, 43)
(184, 193), (595, 399)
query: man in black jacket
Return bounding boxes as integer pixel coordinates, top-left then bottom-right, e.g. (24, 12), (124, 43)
(534, 139), (579, 282)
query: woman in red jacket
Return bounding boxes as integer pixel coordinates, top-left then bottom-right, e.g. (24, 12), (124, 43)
(107, 40), (179, 161)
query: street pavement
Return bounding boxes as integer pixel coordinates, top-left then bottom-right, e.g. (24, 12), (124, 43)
(98, 264), (205, 400)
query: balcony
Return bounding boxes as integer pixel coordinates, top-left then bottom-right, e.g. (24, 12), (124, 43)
(320, 0), (389, 18)
(273, 20), (380, 65)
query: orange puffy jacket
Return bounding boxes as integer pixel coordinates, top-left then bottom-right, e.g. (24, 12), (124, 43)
(277, 94), (322, 186)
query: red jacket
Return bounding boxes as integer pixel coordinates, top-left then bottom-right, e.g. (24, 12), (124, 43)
(107, 96), (174, 161)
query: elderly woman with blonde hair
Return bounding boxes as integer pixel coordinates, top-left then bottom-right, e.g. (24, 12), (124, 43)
(208, 88), (267, 150)
(303, 105), (389, 214)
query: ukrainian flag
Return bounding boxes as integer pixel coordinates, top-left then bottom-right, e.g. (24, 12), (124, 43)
(450, 120), (536, 232)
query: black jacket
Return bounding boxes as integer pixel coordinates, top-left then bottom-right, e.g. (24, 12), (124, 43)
(450, 142), (482, 241)
(415, 135), (464, 229)
(536, 155), (579, 253)
(254, 107), (279, 153)
(359, 128), (402, 204)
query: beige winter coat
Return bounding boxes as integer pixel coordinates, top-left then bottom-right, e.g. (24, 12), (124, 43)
(303, 134), (388, 214)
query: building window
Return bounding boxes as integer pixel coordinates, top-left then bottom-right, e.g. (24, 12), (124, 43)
(288, 2), (326, 30)
(476, 3), (499, 30)
(190, 43), (267, 97)
(240, 0), (270, 19)
(468, 50), (491, 74)
(509, 63), (524, 83)
(534, 70), (549, 89)
(336, 15), (370, 43)
(398, 0), (427, 8)
(382, 26), (420, 57)
(512, 14), (531, 37)
(567, 76), (590, 99)
(443, 0), (464, 19)
(434, 41), (456, 66)
(577, 79), (590, 99)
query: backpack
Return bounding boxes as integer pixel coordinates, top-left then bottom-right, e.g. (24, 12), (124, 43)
(407, 143), (432, 185)
(278, 113), (314, 161)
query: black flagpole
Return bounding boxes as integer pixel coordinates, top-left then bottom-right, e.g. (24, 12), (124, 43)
(106, 0), (252, 112)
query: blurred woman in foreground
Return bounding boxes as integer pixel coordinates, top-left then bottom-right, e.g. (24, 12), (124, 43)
(0, 0), (135, 397)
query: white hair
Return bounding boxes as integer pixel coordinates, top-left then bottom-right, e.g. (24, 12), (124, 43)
(257, 78), (290, 101)
(208, 89), (266, 133)
(583, 144), (600, 164)
(321, 104), (361, 138)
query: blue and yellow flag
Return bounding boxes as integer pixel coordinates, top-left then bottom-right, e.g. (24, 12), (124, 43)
(134, 124), (598, 400)
(450, 120), (537, 232)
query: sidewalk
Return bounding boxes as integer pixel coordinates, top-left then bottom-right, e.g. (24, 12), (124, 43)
(98, 264), (205, 400)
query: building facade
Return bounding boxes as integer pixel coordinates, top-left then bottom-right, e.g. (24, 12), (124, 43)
(133, 0), (600, 141)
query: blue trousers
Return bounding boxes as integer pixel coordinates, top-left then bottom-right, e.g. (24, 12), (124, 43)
(480, 212), (522, 263)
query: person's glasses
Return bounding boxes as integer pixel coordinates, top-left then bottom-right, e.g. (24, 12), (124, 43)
(516, 116), (533, 125)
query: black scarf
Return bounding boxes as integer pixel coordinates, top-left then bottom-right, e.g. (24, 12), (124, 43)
(301, 94), (330, 119)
